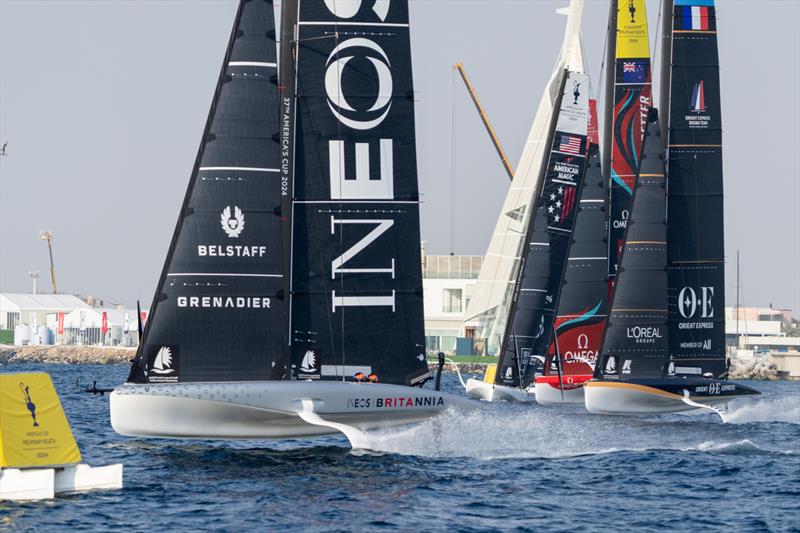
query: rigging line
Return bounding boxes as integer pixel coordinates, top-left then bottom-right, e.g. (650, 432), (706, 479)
(333, 21), (346, 382)
(449, 65), (457, 255)
(653, 0), (663, 76)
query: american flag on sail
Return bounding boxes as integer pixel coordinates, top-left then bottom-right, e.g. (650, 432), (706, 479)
(558, 134), (582, 155)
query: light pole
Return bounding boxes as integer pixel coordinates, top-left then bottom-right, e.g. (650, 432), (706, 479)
(39, 230), (57, 294)
(29, 271), (39, 294)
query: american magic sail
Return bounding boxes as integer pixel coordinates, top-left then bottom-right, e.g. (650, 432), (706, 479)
(110, 0), (462, 443)
(584, 0), (759, 414)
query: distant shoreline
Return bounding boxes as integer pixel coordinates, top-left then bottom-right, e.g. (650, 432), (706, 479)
(0, 344), (789, 381)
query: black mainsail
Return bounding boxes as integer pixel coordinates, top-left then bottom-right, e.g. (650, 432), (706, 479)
(585, 0), (759, 413)
(543, 99), (608, 379)
(112, 0), (457, 442)
(287, 1), (429, 385)
(596, 111), (669, 380)
(663, 0), (726, 378)
(494, 71), (590, 389)
(129, 0), (283, 384)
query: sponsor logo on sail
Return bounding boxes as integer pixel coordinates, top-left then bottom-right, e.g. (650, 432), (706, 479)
(668, 361), (676, 376)
(220, 205), (245, 238)
(613, 209), (629, 229)
(572, 81), (581, 105)
(605, 356), (617, 374)
(685, 81), (711, 128)
(299, 350), (319, 376)
(626, 326), (663, 344)
(622, 359), (632, 374)
(177, 296), (271, 309)
(324, 0), (390, 21)
(321, 5), (401, 312)
(547, 184), (577, 226)
(148, 345), (179, 383)
(677, 286), (715, 330)
(563, 331), (597, 363)
(504, 366), (514, 380)
(197, 245), (266, 258)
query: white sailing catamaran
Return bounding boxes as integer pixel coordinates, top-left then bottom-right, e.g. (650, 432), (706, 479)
(111, 0), (468, 444)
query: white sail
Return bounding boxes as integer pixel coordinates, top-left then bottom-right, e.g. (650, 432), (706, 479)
(464, 0), (586, 354)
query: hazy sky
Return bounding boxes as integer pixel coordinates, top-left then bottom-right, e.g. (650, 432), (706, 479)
(1, 0), (798, 315)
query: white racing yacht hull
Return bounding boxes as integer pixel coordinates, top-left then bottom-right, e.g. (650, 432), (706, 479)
(111, 381), (469, 440)
(464, 378), (535, 403)
(534, 382), (585, 405)
(584, 378), (760, 415)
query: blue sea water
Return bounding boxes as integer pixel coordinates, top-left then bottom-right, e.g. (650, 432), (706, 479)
(0, 363), (798, 532)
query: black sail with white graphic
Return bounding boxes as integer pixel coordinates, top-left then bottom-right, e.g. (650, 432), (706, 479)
(663, 0), (726, 377)
(129, 0), (283, 383)
(495, 71), (590, 388)
(597, 114), (668, 380)
(289, 1), (429, 385)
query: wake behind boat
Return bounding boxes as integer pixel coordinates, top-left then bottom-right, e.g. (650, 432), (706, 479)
(110, 0), (468, 444)
(585, 0), (759, 414)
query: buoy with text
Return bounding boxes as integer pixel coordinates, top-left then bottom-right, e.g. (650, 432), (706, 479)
(0, 372), (122, 500)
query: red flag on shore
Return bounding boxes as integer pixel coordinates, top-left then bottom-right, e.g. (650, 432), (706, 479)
(101, 311), (108, 335)
(57, 312), (64, 335)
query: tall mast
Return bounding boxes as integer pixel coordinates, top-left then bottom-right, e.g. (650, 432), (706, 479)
(279, 0), (299, 366)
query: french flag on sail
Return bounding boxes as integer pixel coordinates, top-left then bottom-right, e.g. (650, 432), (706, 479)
(678, 4), (712, 31)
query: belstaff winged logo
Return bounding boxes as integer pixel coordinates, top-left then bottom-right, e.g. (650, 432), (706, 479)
(221, 205), (245, 238)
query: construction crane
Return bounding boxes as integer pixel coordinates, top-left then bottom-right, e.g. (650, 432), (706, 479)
(39, 230), (58, 294)
(454, 63), (515, 181)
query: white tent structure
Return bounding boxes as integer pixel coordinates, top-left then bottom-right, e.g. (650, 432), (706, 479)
(464, 0), (586, 354)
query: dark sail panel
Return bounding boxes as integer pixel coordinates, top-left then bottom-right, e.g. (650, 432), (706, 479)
(129, 0), (284, 383)
(289, 1), (429, 385)
(547, 100), (607, 376)
(598, 115), (669, 380)
(665, 0), (727, 377)
(495, 71), (590, 388)
(606, 0), (653, 278)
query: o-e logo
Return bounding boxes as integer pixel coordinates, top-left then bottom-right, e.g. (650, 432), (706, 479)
(577, 333), (589, 350)
(678, 286), (714, 319)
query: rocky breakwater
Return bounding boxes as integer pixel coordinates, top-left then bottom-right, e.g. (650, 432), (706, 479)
(0, 344), (134, 365)
(728, 353), (779, 381)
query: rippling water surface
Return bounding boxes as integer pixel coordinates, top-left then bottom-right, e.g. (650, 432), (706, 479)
(1, 363), (798, 532)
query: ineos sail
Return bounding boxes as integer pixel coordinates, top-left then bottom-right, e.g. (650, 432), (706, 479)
(289, 1), (429, 386)
(111, 0), (461, 443)
(603, 0), (652, 278)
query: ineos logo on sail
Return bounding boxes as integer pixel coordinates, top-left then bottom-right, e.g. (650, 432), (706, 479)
(323, 0), (400, 313)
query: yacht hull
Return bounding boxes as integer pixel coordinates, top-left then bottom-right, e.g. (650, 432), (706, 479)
(534, 374), (592, 405)
(584, 378), (760, 414)
(464, 378), (535, 403)
(111, 381), (468, 439)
